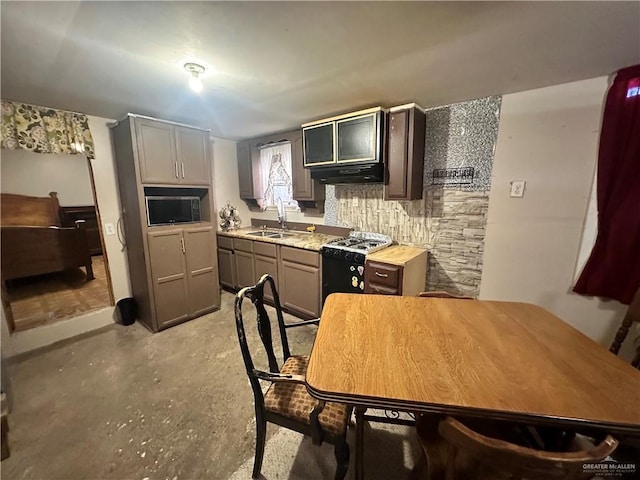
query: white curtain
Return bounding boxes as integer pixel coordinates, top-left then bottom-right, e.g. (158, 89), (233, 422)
(259, 143), (298, 210)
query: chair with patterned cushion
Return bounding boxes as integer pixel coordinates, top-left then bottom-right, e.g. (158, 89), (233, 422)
(234, 274), (352, 479)
(416, 415), (618, 480)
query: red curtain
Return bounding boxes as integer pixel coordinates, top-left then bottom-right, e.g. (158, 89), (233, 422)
(574, 64), (640, 305)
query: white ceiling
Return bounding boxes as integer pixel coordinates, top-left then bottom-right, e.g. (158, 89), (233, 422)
(1, 1), (639, 139)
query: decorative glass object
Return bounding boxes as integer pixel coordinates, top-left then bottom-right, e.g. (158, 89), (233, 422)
(219, 202), (241, 231)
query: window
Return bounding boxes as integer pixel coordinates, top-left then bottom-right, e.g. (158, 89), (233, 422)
(258, 142), (299, 211)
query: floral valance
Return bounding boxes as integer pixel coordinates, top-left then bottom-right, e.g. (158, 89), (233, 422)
(1, 101), (95, 160)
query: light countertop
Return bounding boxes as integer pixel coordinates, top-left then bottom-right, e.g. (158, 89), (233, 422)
(367, 245), (427, 266)
(217, 227), (341, 252)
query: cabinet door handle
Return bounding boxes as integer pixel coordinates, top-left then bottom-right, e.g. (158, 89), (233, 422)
(181, 237), (185, 254)
(174, 162), (179, 178)
(375, 272), (389, 278)
(181, 162), (185, 178)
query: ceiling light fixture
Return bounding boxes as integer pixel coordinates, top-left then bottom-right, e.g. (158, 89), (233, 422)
(184, 62), (205, 93)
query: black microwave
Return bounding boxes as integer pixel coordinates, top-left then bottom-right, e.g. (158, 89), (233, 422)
(146, 196), (201, 226)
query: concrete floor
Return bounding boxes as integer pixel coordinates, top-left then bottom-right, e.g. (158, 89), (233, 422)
(2, 291), (317, 480)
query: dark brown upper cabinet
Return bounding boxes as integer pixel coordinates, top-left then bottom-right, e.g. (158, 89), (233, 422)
(384, 104), (426, 201)
(238, 129), (324, 212)
(237, 140), (254, 198)
(290, 129), (325, 212)
(237, 139), (264, 211)
(135, 117), (211, 186)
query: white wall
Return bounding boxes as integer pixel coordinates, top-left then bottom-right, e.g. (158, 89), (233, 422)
(210, 137), (251, 228)
(1, 150), (94, 205)
(480, 76), (633, 353)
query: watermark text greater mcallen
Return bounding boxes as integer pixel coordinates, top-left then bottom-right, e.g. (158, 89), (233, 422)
(583, 456), (637, 477)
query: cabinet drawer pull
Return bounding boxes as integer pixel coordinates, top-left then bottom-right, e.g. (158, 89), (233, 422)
(181, 162), (185, 178)
(181, 237), (186, 254)
(375, 272), (389, 278)
(174, 162), (179, 178)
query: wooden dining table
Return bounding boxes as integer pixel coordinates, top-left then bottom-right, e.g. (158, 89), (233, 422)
(305, 293), (640, 479)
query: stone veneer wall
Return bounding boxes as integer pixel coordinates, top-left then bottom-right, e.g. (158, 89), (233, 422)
(325, 96), (501, 297)
(334, 186), (489, 297)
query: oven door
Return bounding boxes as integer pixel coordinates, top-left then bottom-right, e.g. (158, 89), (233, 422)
(321, 248), (366, 304)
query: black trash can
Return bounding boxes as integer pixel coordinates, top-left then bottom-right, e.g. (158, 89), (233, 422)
(116, 298), (137, 326)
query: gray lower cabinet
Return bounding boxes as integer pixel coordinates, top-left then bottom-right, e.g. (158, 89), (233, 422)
(279, 246), (321, 318)
(147, 226), (219, 330)
(147, 230), (190, 328)
(234, 238), (255, 289)
(216, 234), (321, 318)
(254, 241), (278, 303)
(217, 248), (236, 289)
(184, 226), (219, 317)
(217, 235), (236, 289)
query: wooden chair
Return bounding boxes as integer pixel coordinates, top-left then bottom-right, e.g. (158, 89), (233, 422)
(416, 415), (618, 480)
(234, 274), (352, 479)
(609, 286), (640, 368)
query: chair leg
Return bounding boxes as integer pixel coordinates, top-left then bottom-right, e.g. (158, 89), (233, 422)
(86, 263), (94, 280)
(333, 438), (350, 480)
(252, 418), (267, 479)
(354, 406), (366, 480)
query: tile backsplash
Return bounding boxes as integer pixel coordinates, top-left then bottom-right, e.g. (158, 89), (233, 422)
(325, 96), (501, 296)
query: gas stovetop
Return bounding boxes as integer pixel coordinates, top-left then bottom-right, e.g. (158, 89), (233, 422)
(323, 231), (392, 254)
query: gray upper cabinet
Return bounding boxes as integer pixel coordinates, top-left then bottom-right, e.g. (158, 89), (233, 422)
(176, 126), (211, 185)
(135, 117), (210, 186)
(136, 118), (178, 184)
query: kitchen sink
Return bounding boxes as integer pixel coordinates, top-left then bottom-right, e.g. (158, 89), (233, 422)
(266, 233), (296, 239)
(246, 231), (296, 239)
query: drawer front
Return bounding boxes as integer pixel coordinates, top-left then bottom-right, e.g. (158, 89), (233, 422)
(233, 238), (254, 253)
(365, 261), (401, 290)
(254, 241), (277, 258)
(280, 246), (319, 267)
(217, 235), (234, 250)
(364, 283), (399, 296)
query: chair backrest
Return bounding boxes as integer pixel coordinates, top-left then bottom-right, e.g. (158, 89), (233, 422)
(417, 291), (475, 300)
(234, 274), (292, 404)
(609, 286), (640, 367)
(438, 417), (618, 480)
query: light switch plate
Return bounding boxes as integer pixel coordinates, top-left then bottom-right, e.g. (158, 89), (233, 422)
(104, 222), (116, 236)
(510, 181), (526, 198)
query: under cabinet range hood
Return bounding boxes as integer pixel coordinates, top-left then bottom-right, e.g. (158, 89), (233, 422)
(311, 163), (384, 184)
(302, 107), (386, 184)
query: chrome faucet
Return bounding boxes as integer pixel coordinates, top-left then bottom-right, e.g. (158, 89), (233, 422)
(277, 198), (287, 230)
